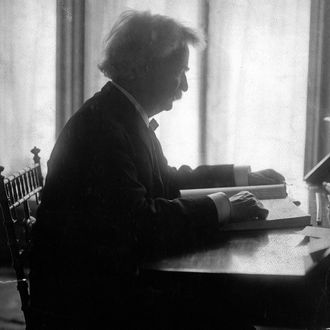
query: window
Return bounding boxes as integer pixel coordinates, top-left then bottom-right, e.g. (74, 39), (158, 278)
(1, 0), (312, 196)
(0, 0), (56, 174)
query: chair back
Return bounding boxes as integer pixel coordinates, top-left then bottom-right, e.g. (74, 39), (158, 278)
(0, 147), (43, 329)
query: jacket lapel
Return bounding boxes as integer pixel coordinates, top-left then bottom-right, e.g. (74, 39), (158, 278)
(100, 81), (157, 171)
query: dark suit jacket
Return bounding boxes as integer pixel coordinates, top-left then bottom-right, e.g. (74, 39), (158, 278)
(30, 81), (235, 320)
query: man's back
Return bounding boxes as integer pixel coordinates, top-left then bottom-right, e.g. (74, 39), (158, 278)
(30, 83), (145, 322)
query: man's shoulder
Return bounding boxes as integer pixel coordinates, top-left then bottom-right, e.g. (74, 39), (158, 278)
(78, 81), (137, 120)
(57, 81), (146, 151)
(64, 82), (126, 131)
(74, 82), (117, 117)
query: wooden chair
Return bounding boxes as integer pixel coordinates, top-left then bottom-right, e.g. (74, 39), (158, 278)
(0, 147), (43, 329)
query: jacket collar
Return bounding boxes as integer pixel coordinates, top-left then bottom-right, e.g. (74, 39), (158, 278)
(110, 80), (149, 127)
(100, 81), (147, 131)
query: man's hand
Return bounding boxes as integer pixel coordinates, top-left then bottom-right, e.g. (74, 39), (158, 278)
(248, 169), (285, 186)
(229, 191), (269, 223)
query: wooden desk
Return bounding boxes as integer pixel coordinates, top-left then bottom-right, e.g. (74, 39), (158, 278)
(141, 184), (330, 327)
(145, 230), (313, 276)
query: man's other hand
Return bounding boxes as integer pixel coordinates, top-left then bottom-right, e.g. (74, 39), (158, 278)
(229, 191), (269, 223)
(248, 169), (285, 186)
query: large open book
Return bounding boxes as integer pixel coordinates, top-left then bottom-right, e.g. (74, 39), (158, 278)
(222, 198), (311, 231)
(180, 184), (311, 231)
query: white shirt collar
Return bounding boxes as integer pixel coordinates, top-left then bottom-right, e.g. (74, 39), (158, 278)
(111, 80), (149, 127)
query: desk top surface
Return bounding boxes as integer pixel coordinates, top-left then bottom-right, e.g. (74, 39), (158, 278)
(143, 184), (329, 277)
(144, 229), (315, 277)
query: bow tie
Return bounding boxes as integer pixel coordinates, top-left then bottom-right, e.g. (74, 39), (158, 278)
(149, 118), (159, 131)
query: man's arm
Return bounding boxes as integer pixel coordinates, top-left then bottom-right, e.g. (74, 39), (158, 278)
(168, 164), (236, 189)
(168, 164), (284, 190)
(88, 128), (221, 259)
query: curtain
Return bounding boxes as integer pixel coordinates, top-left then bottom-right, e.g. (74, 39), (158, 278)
(84, 0), (204, 168)
(305, 0), (330, 173)
(0, 0), (56, 175)
(56, 0), (85, 136)
(205, 0), (311, 189)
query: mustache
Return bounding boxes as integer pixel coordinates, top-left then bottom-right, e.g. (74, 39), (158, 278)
(174, 92), (182, 100)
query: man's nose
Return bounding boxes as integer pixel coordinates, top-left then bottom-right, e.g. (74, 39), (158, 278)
(181, 73), (188, 92)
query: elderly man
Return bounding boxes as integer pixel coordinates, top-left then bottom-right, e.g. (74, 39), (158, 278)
(30, 10), (284, 329)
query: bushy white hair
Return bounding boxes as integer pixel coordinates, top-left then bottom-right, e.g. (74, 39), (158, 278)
(98, 10), (204, 81)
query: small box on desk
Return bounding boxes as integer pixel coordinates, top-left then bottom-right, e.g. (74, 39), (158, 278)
(305, 153), (330, 185)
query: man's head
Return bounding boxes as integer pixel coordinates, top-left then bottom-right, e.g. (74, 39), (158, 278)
(98, 10), (204, 116)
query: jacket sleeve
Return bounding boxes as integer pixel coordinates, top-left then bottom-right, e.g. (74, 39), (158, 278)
(167, 164), (236, 190)
(146, 128), (235, 191)
(150, 132), (236, 190)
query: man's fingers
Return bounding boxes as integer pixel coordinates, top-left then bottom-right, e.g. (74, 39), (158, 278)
(248, 200), (269, 220)
(248, 173), (273, 185)
(254, 206), (269, 220)
(230, 195), (269, 222)
(264, 169), (285, 182)
(248, 169), (285, 185)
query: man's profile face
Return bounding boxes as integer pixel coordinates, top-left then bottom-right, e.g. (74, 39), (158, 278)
(146, 45), (190, 115)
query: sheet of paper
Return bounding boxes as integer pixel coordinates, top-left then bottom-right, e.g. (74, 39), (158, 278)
(308, 237), (330, 254)
(266, 233), (306, 247)
(295, 226), (330, 238)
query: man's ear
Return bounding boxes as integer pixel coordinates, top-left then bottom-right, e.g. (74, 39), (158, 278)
(133, 64), (150, 79)
(126, 69), (136, 81)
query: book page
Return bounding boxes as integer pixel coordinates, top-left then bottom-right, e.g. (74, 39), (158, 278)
(262, 198), (308, 220)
